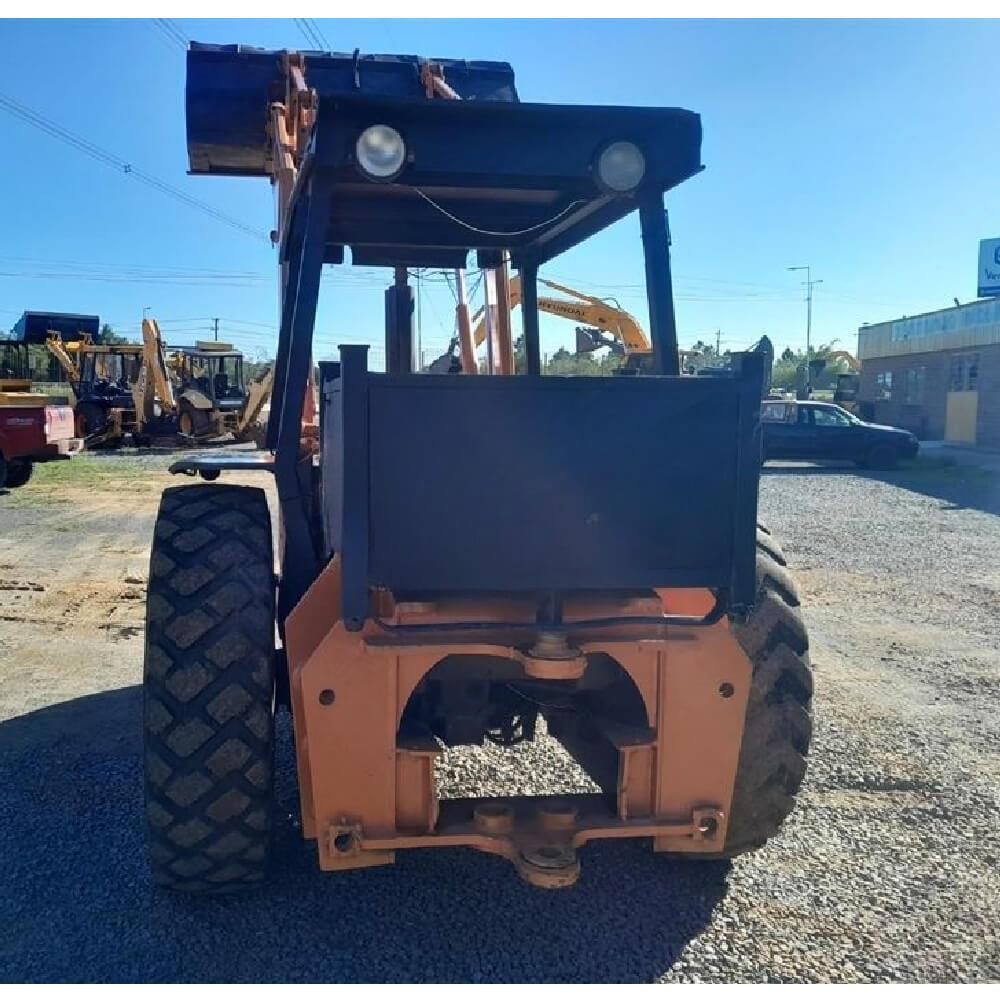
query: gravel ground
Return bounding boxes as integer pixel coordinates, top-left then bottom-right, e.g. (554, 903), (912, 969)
(1, 453), (999, 982)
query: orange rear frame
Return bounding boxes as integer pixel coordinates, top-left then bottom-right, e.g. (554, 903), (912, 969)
(285, 558), (752, 887)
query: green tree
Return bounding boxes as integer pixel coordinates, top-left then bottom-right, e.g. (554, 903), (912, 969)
(98, 323), (134, 345)
(770, 342), (849, 392)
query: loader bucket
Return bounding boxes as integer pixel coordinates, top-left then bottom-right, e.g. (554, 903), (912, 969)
(13, 311), (100, 344)
(185, 43), (519, 177)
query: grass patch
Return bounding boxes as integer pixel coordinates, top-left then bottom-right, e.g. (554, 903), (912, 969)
(1, 452), (172, 508)
(30, 454), (160, 485)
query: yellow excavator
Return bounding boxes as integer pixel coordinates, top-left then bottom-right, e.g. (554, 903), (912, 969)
(139, 319), (274, 443)
(431, 275), (652, 372)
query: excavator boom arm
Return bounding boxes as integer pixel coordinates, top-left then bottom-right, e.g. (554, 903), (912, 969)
(825, 350), (861, 373)
(469, 275), (651, 356)
(44, 334), (84, 385)
(236, 367), (274, 437)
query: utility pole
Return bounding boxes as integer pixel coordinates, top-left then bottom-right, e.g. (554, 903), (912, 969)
(212, 317), (220, 342)
(482, 268), (496, 375)
(787, 265), (822, 395)
(454, 269), (476, 374)
(415, 271), (422, 369)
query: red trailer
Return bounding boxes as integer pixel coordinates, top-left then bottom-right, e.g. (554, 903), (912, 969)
(0, 402), (81, 489)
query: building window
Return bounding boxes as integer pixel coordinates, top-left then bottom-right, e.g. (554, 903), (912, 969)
(904, 366), (926, 404)
(876, 371), (893, 399)
(949, 353), (979, 391)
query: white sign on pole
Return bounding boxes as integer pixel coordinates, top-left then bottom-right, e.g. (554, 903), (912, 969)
(978, 238), (1000, 297)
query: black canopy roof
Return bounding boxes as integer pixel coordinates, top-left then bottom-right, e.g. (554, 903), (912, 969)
(186, 43), (702, 268)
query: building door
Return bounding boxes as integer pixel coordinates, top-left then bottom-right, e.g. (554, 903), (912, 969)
(945, 391), (978, 443)
(945, 353), (980, 443)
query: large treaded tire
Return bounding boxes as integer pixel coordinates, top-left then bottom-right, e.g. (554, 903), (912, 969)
(720, 523), (813, 856)
(143, 484), (276, 893)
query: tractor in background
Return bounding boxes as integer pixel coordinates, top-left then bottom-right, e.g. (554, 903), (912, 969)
(164, 339), (272, 441)
(23, 311), (144, 446)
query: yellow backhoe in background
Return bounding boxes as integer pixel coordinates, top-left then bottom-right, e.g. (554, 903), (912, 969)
(45, 332), (145, 445)
(141, 322), (273, 443)
(41, 315), (272, 446)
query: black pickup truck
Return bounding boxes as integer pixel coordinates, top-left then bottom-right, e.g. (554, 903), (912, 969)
(761, 399), (919, 469)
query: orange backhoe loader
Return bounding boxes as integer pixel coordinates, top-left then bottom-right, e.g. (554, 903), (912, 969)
(144, 43), (812, 894)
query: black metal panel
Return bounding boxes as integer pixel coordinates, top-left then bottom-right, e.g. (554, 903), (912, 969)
(384, 276), (415, 374)
(321, 358), (762, 614)
(727, 350), (765, 617)
(332, 347), (370, 630)
(367, 380), (740, 592)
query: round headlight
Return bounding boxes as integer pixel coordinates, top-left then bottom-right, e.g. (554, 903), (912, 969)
(355, 125), (406, 180)
(596, 141), (646, 193)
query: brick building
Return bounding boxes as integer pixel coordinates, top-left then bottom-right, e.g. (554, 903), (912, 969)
(857, 299), (1000, 447)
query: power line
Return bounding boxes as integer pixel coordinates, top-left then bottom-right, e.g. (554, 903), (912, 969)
(0, 92), (270, 243)
(150, 19), (189, 51)
(293, 19), (318, 48)
(294, 18), (330, 51)
(309, 19), (332, 49)
(162, 19), (190, 44)
(0, 255), (427, 291)
(218, 317), (278, 330)
(380, 22), (400, 50)
(144, 22), (182, 55)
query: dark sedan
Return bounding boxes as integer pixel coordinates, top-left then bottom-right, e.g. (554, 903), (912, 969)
(761, 399), (919, 469)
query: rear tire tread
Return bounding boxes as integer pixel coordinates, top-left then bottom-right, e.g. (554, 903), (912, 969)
(721, 524), (813, 856)
(143, 484), (275, 894)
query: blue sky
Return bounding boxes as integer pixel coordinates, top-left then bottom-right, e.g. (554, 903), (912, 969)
(1, 18), (997, 366)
